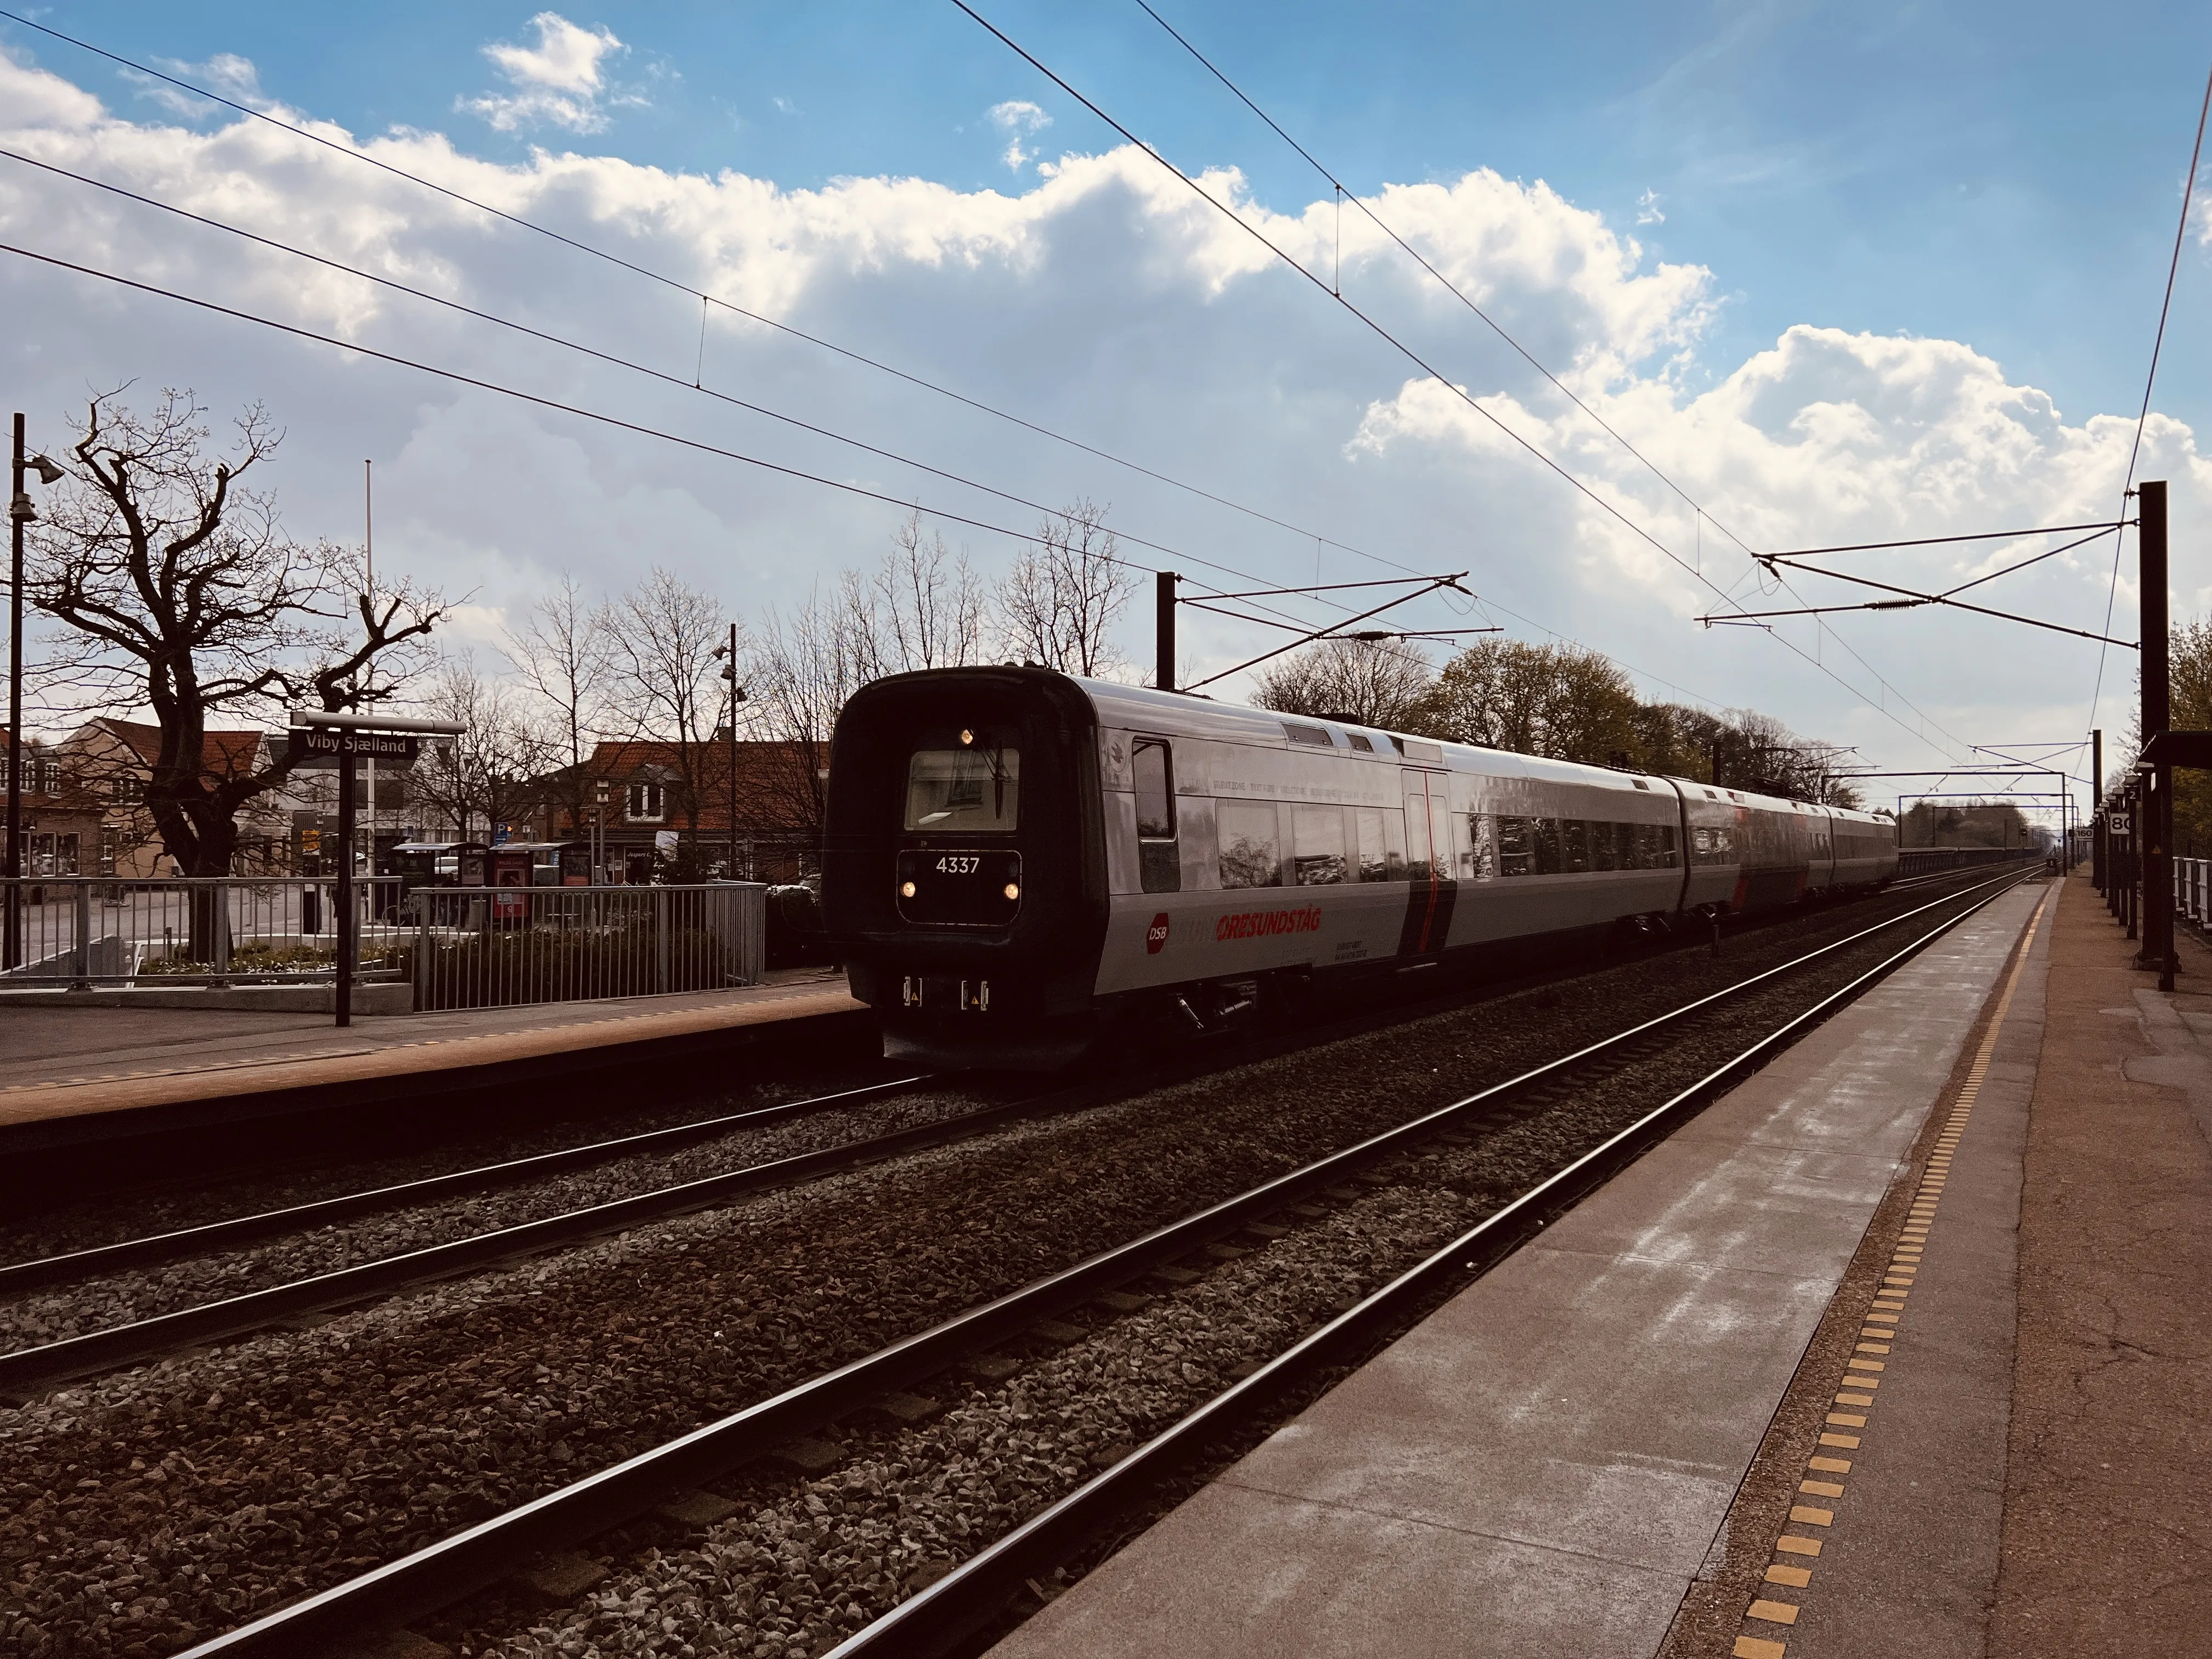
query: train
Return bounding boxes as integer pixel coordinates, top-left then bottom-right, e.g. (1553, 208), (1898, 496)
(822, 667), (1898, 1066)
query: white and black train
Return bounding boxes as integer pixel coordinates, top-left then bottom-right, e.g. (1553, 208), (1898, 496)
(822, 667), (1898, 1066)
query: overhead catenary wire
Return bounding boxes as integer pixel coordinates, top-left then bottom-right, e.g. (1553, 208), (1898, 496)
(957, 0), (1972, 765)
(0, 7), (1785, 716)
(1120, 0), (1974, 764)
(2089, 53), (2212, 735)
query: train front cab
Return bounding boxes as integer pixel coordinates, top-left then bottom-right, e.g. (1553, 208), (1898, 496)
(822, 667), (1111, 1066)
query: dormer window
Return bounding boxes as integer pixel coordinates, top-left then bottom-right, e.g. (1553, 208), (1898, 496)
(627, 781), (665, 822)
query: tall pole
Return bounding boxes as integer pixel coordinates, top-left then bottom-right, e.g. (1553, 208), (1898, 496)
(2141, 481), (2174, 990)
(5, 414), (25, 971)
(1155, 571), (1177, 692)
(726, 620), (738, 879)
(2092, 728), (2104, 888)
(336, 742), (357, 1028)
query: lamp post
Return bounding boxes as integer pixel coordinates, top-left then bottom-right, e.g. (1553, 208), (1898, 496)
(7, 415), (64, 971)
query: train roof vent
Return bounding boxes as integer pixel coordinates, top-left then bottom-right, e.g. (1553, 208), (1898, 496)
(1703, 788), (1718, 799)
(1394, 736), (1444, 762)
(1728, 791), (1744, 802)
(1347, 732), (1375, 752)
(1283, 721), (1335, 748)
(1632, 778), (1651, 791)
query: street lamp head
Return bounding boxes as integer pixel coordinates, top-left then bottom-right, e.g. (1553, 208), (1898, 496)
(29, 455), (64, 487)
(7, 493), (31, 524)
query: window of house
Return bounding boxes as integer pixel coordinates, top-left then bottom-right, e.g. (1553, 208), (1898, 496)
(628, 781), (665, 822)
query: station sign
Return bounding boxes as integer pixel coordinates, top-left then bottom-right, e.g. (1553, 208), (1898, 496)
(291, 728), (422, 768)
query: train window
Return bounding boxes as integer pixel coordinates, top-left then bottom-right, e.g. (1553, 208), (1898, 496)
(906, 746), (1020, 832)
(1354, 808), (1401, 881)
(1496, 815), (1535, 876)
(1590, 821), (1617, 872)
(1459, 811), (1493, 880)
(1347, 733), (1375, 753)
(1613, 821), (1639, 870)
(1133, 741), (1175, 839)
(1293, 805), (1349, 884)
(1562, 819), (1591, 873)
(1534, 818), (1564, 875)
(1218, 802), (1284, 888)
(1132, 739), (1178, 894)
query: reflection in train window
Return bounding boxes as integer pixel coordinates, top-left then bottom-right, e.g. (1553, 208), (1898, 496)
(1534, 818), (1565, 874)
(1218, 801), (1283, 889)
(1293, 805), (1349, 885)
(1497, 815), (1536, 876)
(1354, 806), (1403, 881)
(1562, 819), (1591, 873)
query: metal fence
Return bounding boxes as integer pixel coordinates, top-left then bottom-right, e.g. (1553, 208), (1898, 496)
(0, 875), (404, 988)
(407, 883), (766, 1011)
(0, 877), (767, 1011)
(2176, 857), (2212, 932)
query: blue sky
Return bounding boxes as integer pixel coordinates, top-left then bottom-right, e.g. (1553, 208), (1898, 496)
(2, 2), (2209, 798)
(31, 0), (2210, 437)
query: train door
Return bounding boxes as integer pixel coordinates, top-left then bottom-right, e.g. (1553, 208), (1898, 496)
(1397, 770), (1457, 957)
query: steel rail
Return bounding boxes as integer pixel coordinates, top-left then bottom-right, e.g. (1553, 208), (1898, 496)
(171, 866), (2032, 1658)
(0, 1075), (934, 1295)
(834, 865), (2044, 1656)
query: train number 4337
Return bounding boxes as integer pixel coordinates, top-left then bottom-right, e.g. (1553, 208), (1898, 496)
(936, 855), (983, 874)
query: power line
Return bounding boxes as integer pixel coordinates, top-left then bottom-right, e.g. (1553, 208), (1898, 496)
(0, 7), (1466, 609)
(2090, 52), (2212, 735)
(0, 142), (1341, 634)
(952, 0), (1973, 765)
(0, 7), (1791, 718)
(1124, 0), (1979, 761)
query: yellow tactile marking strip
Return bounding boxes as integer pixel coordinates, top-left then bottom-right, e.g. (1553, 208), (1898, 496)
(1729, 883), (2051, 1659)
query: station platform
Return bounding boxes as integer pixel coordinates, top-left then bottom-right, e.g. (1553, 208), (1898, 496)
(994, 876), (2212, 1657)
(0, 969), (867, 1153)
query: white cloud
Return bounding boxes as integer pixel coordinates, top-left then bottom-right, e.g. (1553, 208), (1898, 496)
(0, 46), (2201, 775)
(1635, 187), (1664, 225)
(462, 13), (634, 134)
(987, 99), (1051, 171)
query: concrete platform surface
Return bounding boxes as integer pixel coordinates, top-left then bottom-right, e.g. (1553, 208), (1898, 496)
(0, 969), (861, 1133)
(991, 886), (2044, 1659)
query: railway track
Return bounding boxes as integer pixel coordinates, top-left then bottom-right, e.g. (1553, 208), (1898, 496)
(0, 866), (2021, 1402)
(149, 865), (2038, 1659)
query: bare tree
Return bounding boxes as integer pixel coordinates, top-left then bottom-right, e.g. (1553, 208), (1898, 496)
(602, 567), (730, 841)
(409, 653), (557, 842)
(749, 580), (883, 842)
(994, 499), (1139, 675)
(26, 391), (443, 876)
(1252, 637), (1437, 730)
(505, 573), (614, 838)
(876, 511), (986, 673)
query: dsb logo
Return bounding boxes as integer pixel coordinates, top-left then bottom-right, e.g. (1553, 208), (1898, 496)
(1146, 913), (1171, 955)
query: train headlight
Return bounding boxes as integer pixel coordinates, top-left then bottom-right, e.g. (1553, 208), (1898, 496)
(1004, 882), (1020, 900)
(901, 881), (916, 898)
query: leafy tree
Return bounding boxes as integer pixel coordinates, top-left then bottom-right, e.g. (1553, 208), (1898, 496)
(1419, 638), (1641, 765)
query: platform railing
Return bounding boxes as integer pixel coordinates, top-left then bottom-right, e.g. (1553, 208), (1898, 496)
(2176, 856), (2211, 931)
(0, 875), (404, 990)
(407, 882), (767, 1011)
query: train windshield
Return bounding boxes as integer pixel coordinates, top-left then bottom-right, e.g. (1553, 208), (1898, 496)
(905, 746), (1021, 832)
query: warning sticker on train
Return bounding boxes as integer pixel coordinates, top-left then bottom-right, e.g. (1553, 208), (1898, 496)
(1147, 913), (1170, 954)
(1215, 905), (1324, 943)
